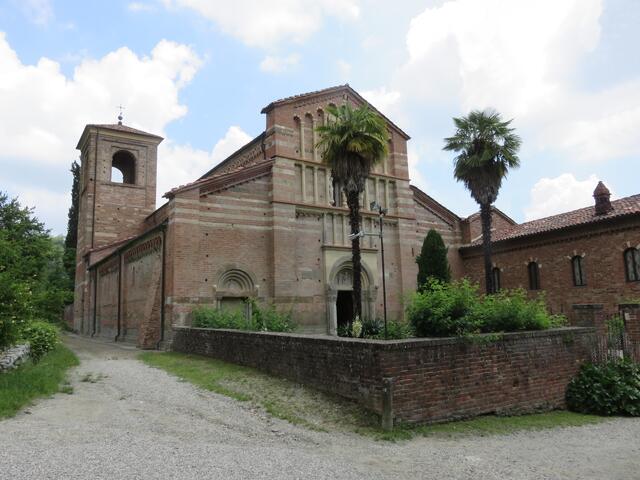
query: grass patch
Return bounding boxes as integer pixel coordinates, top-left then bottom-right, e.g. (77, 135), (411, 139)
(0, 344), (79, 419)
(139, 352), (606, 440)
(373, 411), (606, 441)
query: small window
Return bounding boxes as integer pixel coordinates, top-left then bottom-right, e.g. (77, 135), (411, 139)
(572, 256), (586, 286)
(491, 267), (501, 293)
(112, 150), (136, 184)
(624, 248), (640, 282)
(528, 261), (540, 290)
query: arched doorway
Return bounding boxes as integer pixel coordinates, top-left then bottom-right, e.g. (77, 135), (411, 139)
(336, 291), (353, 332)
(326, 259), (376, 335)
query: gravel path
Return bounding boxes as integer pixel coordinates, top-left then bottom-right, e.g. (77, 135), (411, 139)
(2, 334), (639, 480)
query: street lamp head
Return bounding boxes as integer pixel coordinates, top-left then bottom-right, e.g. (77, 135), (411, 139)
(381, 208), (388, 216)
(370, 201), (380, 211)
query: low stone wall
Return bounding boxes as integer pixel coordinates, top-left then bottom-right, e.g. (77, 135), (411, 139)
(0, 344), (30, 373)
(172, 326), (595, 425)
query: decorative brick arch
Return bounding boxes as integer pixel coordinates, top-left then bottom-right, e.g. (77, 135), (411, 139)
(213, 266), (259, 317)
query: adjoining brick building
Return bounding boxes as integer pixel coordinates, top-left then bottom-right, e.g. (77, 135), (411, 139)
(460, 182), (640, 316)
(72, 85), (640, 348)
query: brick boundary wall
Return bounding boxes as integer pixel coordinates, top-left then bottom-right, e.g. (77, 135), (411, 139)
(171, 326), (595, 425)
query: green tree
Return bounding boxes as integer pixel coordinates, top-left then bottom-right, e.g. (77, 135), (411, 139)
(0, 193), (72, 347)
(316, 104), (389, 331)
(443, 110), (521, 294)
(63, 160), (80, 289)
(416, 229), (450, 288)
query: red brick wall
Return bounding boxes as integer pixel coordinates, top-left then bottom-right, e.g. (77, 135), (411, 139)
(172, 326), (594, 425)
(463, 210), (515, 244)
(461, 220), (640, 317)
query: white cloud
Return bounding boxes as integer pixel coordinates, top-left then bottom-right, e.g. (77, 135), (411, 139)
(259, 53), (300, 73)
(402, 0), (601, 114)
(128, 2), (156, 12)
(361, 87), (400, 116)
(16, 0), (53, 25)
(0, 33), (204, 233)
(0, 33), (202, 167)
(158, 126), (252, 201)
(407, 147), (428, 193)
(389, 0), (640, 164)
(524, 173), (611, 221)
(163, 0), (360, 48)
(7, 185), (70, 235)
(336, 59), (351, 80)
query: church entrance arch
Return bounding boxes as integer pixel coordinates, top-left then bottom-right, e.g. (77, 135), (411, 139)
(326, 259), (376, 335)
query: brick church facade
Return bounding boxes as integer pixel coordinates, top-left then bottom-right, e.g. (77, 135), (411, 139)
(72, 85), (640, 348)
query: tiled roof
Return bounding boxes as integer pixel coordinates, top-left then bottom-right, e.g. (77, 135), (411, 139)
(87, 123), (163, 139)
(164, 160), (273, 199)
(465, 193), (640, 247)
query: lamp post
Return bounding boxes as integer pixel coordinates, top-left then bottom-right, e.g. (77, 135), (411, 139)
(370, 201), (388, 339)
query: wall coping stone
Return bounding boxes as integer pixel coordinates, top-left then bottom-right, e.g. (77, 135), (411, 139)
(173, 326), (594, 352)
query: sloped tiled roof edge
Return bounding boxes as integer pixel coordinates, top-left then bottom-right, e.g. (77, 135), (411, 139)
(76, 123), (163, 149)
(199, 132), (265, 180)
(460, 193), (640, 249)
(260, 84), (411, 140)
(165, 160), (274, 199)
(411, 185), (462, 227)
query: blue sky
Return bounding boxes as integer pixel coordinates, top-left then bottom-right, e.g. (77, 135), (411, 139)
(1, 0), (639, 235)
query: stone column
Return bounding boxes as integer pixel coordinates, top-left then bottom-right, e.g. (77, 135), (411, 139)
(327, 288), (338, 335)
(325, 169), (331, 205)
(311, 117), (318, 161)
(313, 167), (318, 204)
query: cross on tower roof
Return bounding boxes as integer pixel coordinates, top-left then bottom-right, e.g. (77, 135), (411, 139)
(117, 104), (125, 125)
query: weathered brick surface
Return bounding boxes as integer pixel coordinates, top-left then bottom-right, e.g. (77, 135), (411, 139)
(461, 219), (640, 317)
(172, 326), (594, 424)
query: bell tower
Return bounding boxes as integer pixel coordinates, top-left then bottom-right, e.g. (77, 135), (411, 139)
(73, 119), (163, 333)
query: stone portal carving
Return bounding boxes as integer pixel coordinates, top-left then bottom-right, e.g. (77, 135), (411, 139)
(326, 260), (376, 336)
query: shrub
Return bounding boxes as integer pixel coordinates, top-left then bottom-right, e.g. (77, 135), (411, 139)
(361, 318), (383, 338)
(249, 299), (295, 333)
(407, 279), (479, 337)
(21, 321), (59, 362)
(379, 320), (414, 340)
(566, 359), (640, 416)
(192, 300), (296, 333)
(407, 280), (566, 337)
(469, 289), (554, 333)
(192, 306), (250, 330)
(0, 279), (31, 349)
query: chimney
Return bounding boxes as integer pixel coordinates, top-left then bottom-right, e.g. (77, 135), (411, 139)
(593, 181), (613, 215)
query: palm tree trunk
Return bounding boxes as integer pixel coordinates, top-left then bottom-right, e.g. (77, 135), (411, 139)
(346, 189), (362, 333)
(480, 202), (494, 294)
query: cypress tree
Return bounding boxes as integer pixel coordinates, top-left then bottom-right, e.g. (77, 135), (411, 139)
(416, 229), (451, 288)
(63, 161), (80, 288)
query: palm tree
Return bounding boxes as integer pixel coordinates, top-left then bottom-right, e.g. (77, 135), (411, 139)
(443, 109), (521, 294)
(316, 103), (389, 333)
